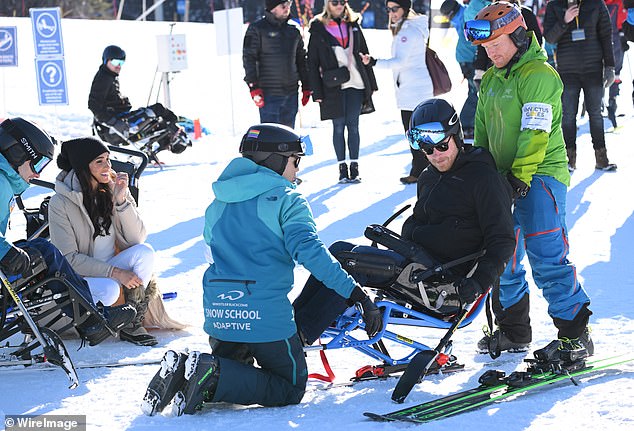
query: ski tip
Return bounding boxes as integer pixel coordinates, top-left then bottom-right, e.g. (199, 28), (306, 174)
(363, 412), (394, 422)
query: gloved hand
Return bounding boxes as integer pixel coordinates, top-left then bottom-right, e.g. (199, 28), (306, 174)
(0, 246), (43, 278)
(603, 66), (615, 88)
(250, 88), (265, 108)
(350, 285), (383, 338)
(301, 89), (311, 106)
(455, 278), (483, 304)
(507, 173), (530, 201)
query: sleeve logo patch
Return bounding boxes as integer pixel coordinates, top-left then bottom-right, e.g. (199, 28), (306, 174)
(521, 102), (552, 133)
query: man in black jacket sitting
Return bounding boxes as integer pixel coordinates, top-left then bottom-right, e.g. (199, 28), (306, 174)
(294, 98), (516, 346)
(242, 0), (310, 128)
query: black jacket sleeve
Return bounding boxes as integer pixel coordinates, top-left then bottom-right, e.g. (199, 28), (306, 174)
(469, 171), (515, 290)
(597, 0), (616, 67)
(296, 33), (310, 91)
(543, 1), (571, 44)
(88, 68), (115, 121)
(242, 23), (260, 87)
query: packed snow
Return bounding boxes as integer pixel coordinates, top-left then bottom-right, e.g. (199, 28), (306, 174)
(0, 14), (633, 431)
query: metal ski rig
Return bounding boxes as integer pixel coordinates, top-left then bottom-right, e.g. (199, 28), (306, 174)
(0, 269), (79, 389)
(364, 353), (634, 423)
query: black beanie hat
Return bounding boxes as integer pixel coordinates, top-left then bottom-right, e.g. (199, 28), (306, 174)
(266, 0), (287, 11)
(57, 137), (109, 172)
(386, 0), (411, 14)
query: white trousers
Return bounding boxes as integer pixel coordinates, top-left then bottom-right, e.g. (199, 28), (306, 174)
(86, 243), (155, 306)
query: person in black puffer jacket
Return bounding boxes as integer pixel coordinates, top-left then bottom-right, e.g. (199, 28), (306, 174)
(543, 0), (617, 171)
(242, 0), (310, 128)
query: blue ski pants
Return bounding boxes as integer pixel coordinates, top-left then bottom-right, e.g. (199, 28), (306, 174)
(209, 333), (308, 407)
(499, 175), (590, 321)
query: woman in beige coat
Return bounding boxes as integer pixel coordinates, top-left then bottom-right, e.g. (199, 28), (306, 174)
(48, 137), (184, 346)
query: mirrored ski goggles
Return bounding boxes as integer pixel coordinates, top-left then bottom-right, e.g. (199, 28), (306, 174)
(463, 20), (494, 42)
(407, 122), (451, 155)
(110, 58), (125, 67)
(31, 154), (52, 174)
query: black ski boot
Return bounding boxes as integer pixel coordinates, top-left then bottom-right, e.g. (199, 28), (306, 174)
(172, 351), (220, 416)
(477, 330), (530, 355)
(76, 303), (136, 346)
(534, 327), (593, 364)
(141, 350), (188, 416)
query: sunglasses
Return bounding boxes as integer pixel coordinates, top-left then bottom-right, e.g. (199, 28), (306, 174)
(330, 0), (347, 5)
(407, 122), (452, 155)
(110, 58), (125, 67)
(291, 156), (301, 168)
(385, 6), (402, 13)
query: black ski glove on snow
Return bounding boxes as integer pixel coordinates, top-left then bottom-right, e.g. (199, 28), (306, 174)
(0, 246), (43, 277)
(350, 285), (383, 338)
(455, 278), (483, 304)
(507, 173), (530, 201)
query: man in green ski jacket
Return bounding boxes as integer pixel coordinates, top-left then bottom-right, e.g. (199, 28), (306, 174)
(465, 2), (593, 360)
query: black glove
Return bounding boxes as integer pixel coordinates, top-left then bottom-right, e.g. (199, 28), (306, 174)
(455, 278), (483, 304)
(506, 173), (530, 201)
(0, 246), (43, 277)
(349, 285), (383, 338)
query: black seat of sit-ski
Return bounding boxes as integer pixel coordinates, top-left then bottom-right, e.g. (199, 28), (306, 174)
(336, 225), (469, 320)
(17, 145), (148, 239)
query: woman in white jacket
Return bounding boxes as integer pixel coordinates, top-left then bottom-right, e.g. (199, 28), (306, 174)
(362, 0), (433, 184)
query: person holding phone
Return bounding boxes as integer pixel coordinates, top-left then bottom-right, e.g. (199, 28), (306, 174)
(543, 0), (617, 171)
(48, 137), (183, 346)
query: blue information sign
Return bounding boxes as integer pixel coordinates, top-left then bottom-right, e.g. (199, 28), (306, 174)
(30, 8), (64, 57)
(35, 58), (68, 105)
(0, 27), (18, 67)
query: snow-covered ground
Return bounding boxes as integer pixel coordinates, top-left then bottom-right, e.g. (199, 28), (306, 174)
(1, 15), (633, 431)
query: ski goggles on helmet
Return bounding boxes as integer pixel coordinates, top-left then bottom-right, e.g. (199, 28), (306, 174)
(110, 58), (125, 67)
(464, 5), (523, 43)
(31, 154), (52, 174)
(407, 122), (452, 155)
(464, 20), (494, 42)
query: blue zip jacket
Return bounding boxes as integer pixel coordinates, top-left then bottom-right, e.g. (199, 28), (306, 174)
(0, 154), (29, 260)
(202, 157), (357, 343)
(451, 7), (476, 64)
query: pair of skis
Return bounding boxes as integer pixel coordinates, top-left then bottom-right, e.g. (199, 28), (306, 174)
(364, 354), (633, 423)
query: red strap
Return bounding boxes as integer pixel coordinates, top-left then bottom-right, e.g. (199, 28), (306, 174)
(308, 349), (336, 382)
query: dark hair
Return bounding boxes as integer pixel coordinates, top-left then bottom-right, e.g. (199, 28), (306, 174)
(73, 163), (114, 240)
